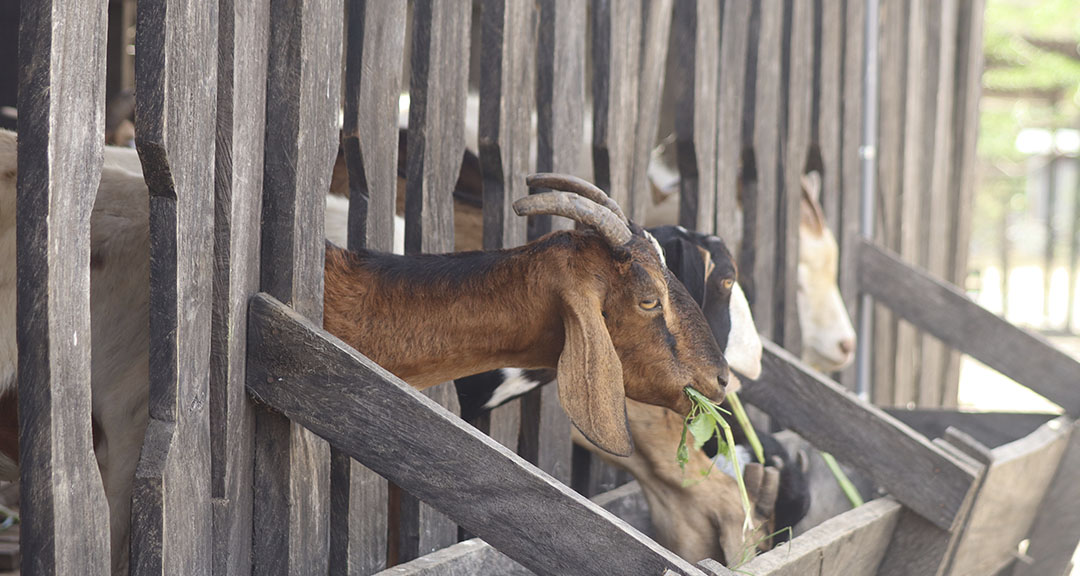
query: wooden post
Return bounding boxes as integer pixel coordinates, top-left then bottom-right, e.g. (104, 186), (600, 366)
(401, 0), (471, 560)
(251, 0), (342, 573)
(16, 0), (111, 573)
(629, 0), (674, 224)
(128, 0), (218, 573)
(715, 0), (752, 245)
(670, 0), (720, 234)
(334, 2), (406, 572)
(211, 0), (270, 574)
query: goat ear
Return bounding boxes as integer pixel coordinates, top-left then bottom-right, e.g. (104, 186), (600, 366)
(800, 171), (826, 235)
(660, 237), (708, 307)
(557, 291), (633, 457)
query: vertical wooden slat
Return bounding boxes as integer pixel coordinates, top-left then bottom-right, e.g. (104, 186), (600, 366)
(630, 0), (674, 224)
(872, 0), (907, 405)
(1015, 423), (1080, 576)
(128, 0), (217, 573)
(670, 0), (720, 234)
(919, 0), (957, 408)
(334, 2), (405, 573)
(716, 0), (751, 245)
(837, 0), (865, 392)
(591, 0), (642, 211)
(524, 0), (584, 484)
(780, 0), (812, 354)
(941, 0), (986, 408)
(402, 0), (470, 560)
(476, 0), (536, 454)
(211, 0), (270, 574)
(252, 0), (342, 573)
(15, 0), (111, 573)
(817, 0), (844, 235)
(744, 0), (784, 340)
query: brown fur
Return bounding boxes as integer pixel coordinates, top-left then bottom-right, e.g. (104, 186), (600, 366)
(324, 227), (727, 455)
(585, 400), (777, 564)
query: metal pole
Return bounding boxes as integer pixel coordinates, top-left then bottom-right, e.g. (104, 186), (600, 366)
(856, 0), (880, 401)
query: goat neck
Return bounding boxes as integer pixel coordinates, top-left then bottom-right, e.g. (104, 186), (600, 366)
(324, 230), (617, 390)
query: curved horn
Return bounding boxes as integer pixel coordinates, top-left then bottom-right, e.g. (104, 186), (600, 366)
(514, 192), (632, 246)
(526, 173), (629, 224)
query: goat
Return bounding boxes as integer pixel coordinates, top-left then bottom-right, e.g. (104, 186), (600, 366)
(1, 130), (729, 573)
(448, 226), (809, 566)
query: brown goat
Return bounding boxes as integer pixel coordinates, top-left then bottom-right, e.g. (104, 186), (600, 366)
(325, 174), (728, 455)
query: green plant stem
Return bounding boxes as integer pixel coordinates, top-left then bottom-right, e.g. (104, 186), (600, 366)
(685, 387), (753, 533)
(821, 451), (864, 508)
(727, 391), (765, 464)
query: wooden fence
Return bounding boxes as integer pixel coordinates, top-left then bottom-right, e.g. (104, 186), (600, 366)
(13, 0), (1080, 575)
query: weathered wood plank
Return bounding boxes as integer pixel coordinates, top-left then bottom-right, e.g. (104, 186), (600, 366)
(872, 0), (907, 405)
(892, 0), (928, 407)
(780, 0), (812, 353)
(342, 0), (406, 254)
(670, 0), (720, 234)
(740, 339), (981, 530)
(876, 507), (957, 576)
(403, 0), (471, 560)
(334, 3), (406, 573)
(738, 498), (902, 576)
(815, 0), (843, 235)
(519, 382), (572, 485)
(1014, 421), (1080, 576)
(15, 0), (111, 572)
(715, 0), (751, 244)
(859, 240), (1080, 416)
(129, 0), (218, 573)
(949, 417), (1072, 575)
(743, 0), (784, 340)
(920, 0), (958, 408)
(629, 0), (674, 224)
(211, 0), (270, 574)
(533, 0), (585, 237)
(942, 0), (987, 408)
(591, 0), (642, 212)
(477, 0), (537, 453)
(836, 0), (865, 391)
(253, 0), (342, 573)
(245, 294), (710, 576)
(885, 409), (1058, 451)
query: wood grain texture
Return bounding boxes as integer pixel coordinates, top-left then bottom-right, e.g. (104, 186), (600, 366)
(1013, 421), (1080, 576)
(836, 0), (865, 391)
(403, 0), (471, 559)
(591, 0), (642, 212)
(948, 417), (1072, 576)
(129, 0), (218, 572)
(210, 0), (270, 574)
(342, 0), (406, 254)
(740, 339), (981, 530)
(872, 0), (907, 405)
(334, 3), (405, 572)
(533, 0), (585, 237)
(892, 0), (928, 407)
(744, 0), (784, 340)
(943, 0), (987, 409)
(780, 0), (812, 353)
(876, 507), (956, 576)
(715, 0), (751, 244)
(739, 498), (902, 576)
(917, 0), (956, 408)
(885, 409), (1058, 451)
(15, 0), (111, 572)
(859, 240), (1080, 417)
(670, 0), (720, 234)
(629, 0), (674, 224)
(370, 539), (533, 576)
(245, 294), (710, 576)
(254, 0), (342, 573)
(816, 0), (843, 235)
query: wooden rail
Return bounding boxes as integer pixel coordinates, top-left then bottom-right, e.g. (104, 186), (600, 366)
(245, 294), (718, 576)
(859, 239), (1080, 417)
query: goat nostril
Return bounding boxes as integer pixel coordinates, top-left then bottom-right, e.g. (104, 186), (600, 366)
(838, 339), (855, 355)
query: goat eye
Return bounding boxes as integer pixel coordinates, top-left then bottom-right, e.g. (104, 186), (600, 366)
(722, 278), (735, 290)
(640, 299), (660, 311)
